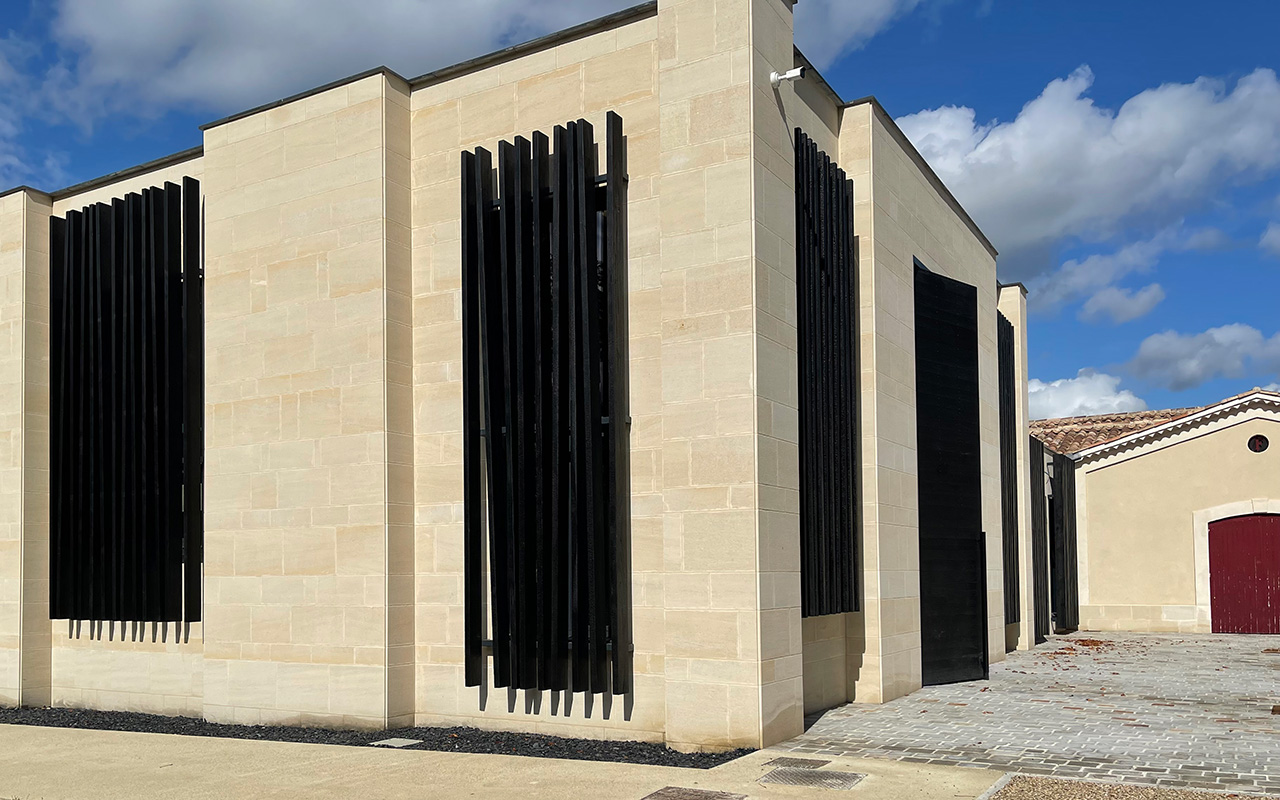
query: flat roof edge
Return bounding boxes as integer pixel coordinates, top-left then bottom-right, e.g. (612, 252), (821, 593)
(408, 2), (658, 90)
(845, 95), (999, 260)
(199, 2), (657, 135)
(0, 185), (52, 202)
(51, 145), (205, 203)
(201, 67), (408, 132)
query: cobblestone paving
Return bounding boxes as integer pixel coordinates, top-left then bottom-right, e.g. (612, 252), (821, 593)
(775, 633), (1280, 795)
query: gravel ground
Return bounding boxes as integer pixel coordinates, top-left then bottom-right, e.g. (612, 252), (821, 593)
(992, 775), (1274, 799)
(0, 706), (751, 768)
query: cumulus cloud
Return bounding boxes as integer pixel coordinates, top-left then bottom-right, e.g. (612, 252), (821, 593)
(1079, 283), (1165, 325)
(794, 0), (926, 69)
(1262, 222), (1280, 257)
(40, 0), (640, 119)
(1028, 370), (1147, 420)
(1127, 324), (1280, 391)
(897, 67), (1280, 279)
(20, 0), (932, 127)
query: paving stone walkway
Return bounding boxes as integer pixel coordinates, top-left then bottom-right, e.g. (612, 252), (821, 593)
(775, 632), (1280, 795)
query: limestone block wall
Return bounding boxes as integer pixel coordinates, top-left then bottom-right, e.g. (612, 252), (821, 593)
(44, 156), (207, 716)
(408, 11), (668, 742)
(201, 72), (412, 728)
(997, 285), (1035, 650)
(0, 188), (52, 707)
(838, 100), (1002, 704)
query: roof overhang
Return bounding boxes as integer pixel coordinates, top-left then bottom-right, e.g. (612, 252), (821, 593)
(1073, 389), (1280, 463)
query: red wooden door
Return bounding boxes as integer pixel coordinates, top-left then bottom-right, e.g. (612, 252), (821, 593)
(1209, 514), (1280, 634)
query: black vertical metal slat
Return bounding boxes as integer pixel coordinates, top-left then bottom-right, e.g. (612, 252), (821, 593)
(530, 131), (555, 689)
(125, 192), (144, 623)
(997, 314), (1020, 625)
(1050, 452), (1079, 632)
(102, 200), (119, 622)
(604, 112), (632, 694)
(182, 176), (204, 624)
(562, 121), (588, 693)
(794, 133), (812, 616)
(574, 120), (609, 694)
(475, 145), (512, 689)
(510, 137), (540, 690)
(1029, 436), (1050, 643)
(496, 140), (521, 688)
(48, 216), (66, 619)
(461, 150), (485, 687)
(837, 167), (857, 612)
(548, 125), (572, 692)
(86, 204), (101, 623)
(68, 208), (85, 622)
(141, 188), (159, 623)
(162, 184), (183, 620)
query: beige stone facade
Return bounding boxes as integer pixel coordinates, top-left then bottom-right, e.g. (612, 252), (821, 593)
(0, 0), (1025, 750)
(1071, 391), (1280, 633)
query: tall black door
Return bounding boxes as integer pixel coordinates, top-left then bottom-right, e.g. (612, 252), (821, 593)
(914, 263), (987, 685)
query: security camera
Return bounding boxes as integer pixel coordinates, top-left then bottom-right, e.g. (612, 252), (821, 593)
(770, 66), (807, 88)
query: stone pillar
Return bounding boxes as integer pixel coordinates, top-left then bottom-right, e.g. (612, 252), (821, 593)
(997, 284), (1035, 649)
(201, 72), (414, 727)
(0, 188), (52, 707)
(658, 0), (804, 749)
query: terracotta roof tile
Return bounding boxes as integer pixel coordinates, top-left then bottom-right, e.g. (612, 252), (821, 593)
(1030, 407), (1202, 455)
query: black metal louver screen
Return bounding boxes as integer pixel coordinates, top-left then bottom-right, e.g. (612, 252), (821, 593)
(1049, 451), (1080, 632)
(914, 263), (986, 685)
(1029, 436), (1050, 643)
(997, 313), (1019, 625)
(49, 178), (203, 624)
(461, 113), (631, 697)
(795, 129), (859, 618)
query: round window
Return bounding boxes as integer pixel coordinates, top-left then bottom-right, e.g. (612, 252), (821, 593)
(1248, 434), (1269, 453)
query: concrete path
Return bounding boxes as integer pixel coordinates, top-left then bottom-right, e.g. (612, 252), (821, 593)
(0, 723), (1001, 800)
(776, 633), (1280, 795)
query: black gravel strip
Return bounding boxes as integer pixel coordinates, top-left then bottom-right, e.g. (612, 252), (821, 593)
(0, 706), (751, 769)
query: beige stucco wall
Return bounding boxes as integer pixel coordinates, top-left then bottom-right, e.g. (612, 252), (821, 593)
(1077, 402), (1280, 632)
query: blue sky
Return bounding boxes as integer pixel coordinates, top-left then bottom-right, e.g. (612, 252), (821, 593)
(2, 0), (1279, 418)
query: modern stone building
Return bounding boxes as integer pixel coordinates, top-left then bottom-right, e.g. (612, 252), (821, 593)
(0, 0), (1036, 751)
(1033, 389), (1280, 635)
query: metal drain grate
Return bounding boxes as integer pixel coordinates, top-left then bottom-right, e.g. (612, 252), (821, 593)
(641, 788), (747, 800)
(764, 756), (831, 770)
(759, 767), (865, 790)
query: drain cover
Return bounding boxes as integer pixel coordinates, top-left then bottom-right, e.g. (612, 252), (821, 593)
(764, 756), (831, 769)
(1272, 705), (1280, 716)
(369, 738), (422, 748)
(641, 789), (746, 800)
(759, 767), (865, 790)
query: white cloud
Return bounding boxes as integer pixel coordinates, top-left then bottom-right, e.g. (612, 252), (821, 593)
(794, 0), (925, 69)
(1262, 222), (1280, 257)
(1127, 323), (1280, 391)
(1028, 370), (1147, 420)
(40, 0), (639, 120)
(1079, 283), (1165, 325)
(897, 67), (1280, 278)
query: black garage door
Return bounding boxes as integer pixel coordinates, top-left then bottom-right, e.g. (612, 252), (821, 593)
(914, 262), (987, 685)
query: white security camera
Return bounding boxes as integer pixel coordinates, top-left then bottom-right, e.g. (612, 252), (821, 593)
(770, 66), (807, 88)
